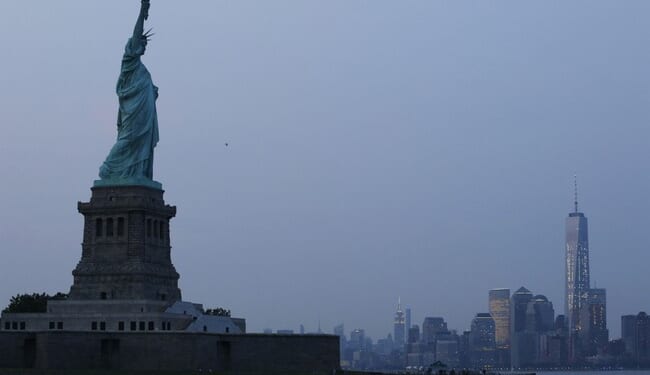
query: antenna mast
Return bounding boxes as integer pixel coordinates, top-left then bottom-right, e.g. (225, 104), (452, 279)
(574, 174), (578, 213)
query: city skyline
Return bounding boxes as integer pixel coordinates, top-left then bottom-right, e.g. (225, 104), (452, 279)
(271, 183), (629, 341)
(1, 1), (650, 341)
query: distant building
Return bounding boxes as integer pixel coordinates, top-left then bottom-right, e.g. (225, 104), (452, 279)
(511, 287), (533, 334)
(636, 312), (650, 364)
(334, 323), (346, 358)
(350, 329), (366, 351)
(489, 289), (511, 349)
(457, 330), (470, 367)
(408, 324), (420, 344)
(565, 180), (590, 361)
(422, 317), (448, 346)
(349, 331), (373, 370)
(555, 315), (567, 331)
(334, 323), (345, 337)
(530, 295), (555, 332)
(469, 313), (496, 369)
(406, 307), (412, 342)
(436, 338), (460, 367)
(625, 312), (650, 365)
(622, 315), (637, 354)
(510, 286), (533, 368)
(579, 288), (608, 356)
(510, 288), (560, 368)
(394, 299), (405, 350)
(551, 315), (569, 365)
(617, 312), (650, 365)
(528, 295), (558, 366)
(375, 336), (394, 356)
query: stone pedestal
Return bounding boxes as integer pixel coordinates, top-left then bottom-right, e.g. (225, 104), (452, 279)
(69, 185), (181, 302)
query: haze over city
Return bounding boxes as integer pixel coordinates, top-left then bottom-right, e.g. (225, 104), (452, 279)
(1, 1), (649, 341)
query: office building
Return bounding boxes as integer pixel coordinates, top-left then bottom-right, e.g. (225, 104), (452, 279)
(408, 324), (420, 344)
(469, 313), (496, 368)
(510, 287), (534, 368)
(489, 289), (511, 349)
(422, 317), (448, 346)
(622, 315), (637, 354)
(530, 295), (555, 333)
(406, 307), (412, 342)
(349, 329), (366, 351)
(579, 288), (608, 356)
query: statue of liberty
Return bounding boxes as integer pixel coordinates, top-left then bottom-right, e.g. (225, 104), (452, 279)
(96, 0), (161, 189)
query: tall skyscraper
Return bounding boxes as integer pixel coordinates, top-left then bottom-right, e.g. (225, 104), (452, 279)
(394, 298), (405, 349)
(489, 289), (511, 349)
(565, 178), (590, 335)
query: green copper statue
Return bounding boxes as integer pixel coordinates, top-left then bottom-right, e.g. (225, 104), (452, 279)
(96, 0), (161, 189)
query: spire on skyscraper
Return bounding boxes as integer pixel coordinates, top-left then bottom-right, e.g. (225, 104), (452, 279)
(574, 173), (579, 213)
(393, 297), (406, 349)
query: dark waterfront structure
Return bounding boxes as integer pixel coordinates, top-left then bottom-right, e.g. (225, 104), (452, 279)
(0, 331), (338, 373)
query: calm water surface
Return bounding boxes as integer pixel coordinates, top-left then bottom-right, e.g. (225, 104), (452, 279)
(535, 372), (650, 375)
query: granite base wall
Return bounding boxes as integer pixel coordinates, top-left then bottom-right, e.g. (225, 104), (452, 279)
(0, 331), (339, 374)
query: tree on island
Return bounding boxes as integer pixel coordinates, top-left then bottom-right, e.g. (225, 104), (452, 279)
(2, 292), (68, 313)
(204, 307), (231, 317)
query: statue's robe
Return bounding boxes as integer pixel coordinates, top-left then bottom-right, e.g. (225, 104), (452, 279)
(99, 38), (159, 180)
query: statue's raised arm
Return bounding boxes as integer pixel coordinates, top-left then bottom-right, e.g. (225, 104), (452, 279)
(129, 1), (153, 56)
(96, 0), (161, 190)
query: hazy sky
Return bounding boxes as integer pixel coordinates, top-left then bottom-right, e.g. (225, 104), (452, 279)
(1, 1), (649, 340)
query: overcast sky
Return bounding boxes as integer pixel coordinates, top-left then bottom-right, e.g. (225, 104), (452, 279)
(1, 1), (649, 340)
